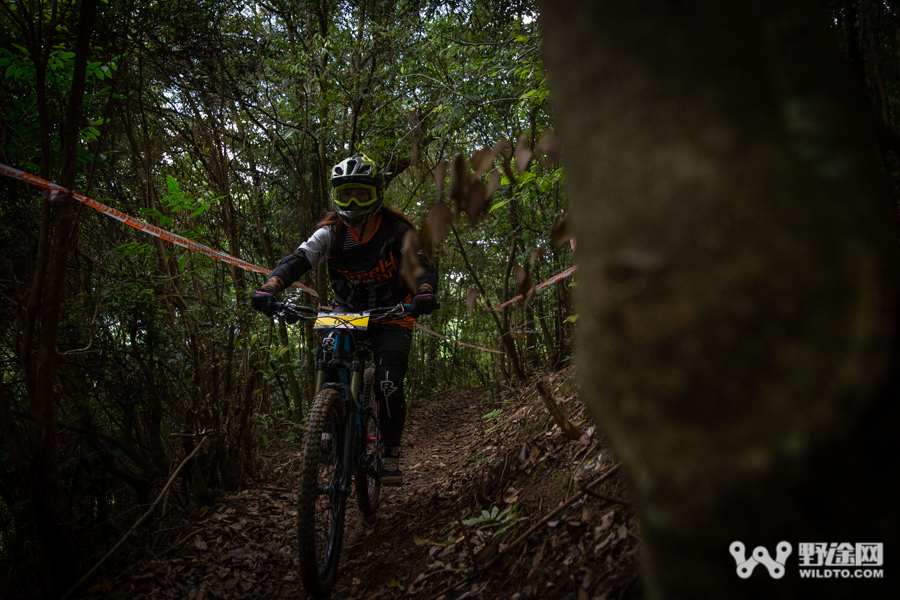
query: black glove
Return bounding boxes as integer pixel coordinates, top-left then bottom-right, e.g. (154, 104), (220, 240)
(250, 287), (277, 316)
(410, 291), (436, 316)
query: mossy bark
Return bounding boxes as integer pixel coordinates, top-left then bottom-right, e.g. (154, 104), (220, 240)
(541, 1), (900, 598)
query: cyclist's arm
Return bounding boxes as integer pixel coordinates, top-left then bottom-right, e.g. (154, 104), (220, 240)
(265, 226), (334, 292)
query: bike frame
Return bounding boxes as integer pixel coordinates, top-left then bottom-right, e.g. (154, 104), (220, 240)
(316, 326), (365, 498)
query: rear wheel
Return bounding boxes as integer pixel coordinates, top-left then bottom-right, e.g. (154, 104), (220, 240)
(355, 367), (382, 519)
(297, 388), (346, 598)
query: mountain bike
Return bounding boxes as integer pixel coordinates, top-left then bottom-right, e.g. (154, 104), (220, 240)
(272, 301), (427, 598)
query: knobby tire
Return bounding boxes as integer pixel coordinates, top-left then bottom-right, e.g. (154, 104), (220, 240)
(297, 388), (346, 598)
(355, 367), (382, 519)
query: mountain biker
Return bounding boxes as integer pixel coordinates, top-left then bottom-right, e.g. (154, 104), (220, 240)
(249, 154), (438, 485)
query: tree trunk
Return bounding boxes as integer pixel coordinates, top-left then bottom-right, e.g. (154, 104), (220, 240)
(541, 1), (899, 598)
(21, 1), (100, 594)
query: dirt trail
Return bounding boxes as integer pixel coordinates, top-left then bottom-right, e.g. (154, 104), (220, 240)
(333, 388), (487, 598)
(104, 376), (639, 600)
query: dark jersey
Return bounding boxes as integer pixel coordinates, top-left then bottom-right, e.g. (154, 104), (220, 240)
(270, 209), (438, 319)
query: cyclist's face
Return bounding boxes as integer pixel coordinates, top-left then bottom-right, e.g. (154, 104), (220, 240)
(339, 186), (372, 208)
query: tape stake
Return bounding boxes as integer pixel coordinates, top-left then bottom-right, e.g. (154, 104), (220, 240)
(0, 163), (318, 297)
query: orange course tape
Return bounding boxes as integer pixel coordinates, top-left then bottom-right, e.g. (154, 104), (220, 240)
(489, 265), (577, 311)
(414, 324), (506, 355)
(1, 163), (562, 355)
(0, 163), (318, 297)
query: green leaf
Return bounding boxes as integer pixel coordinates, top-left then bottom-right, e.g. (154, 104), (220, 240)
(387, 580), (405, 591)
(564, 314), (578, 323)
(167, 175), (180, 193)
(488, 198), (512, 213)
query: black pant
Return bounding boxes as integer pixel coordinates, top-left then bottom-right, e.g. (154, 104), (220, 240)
(366, 323), (412, 448)
(316, 322), (412, 448)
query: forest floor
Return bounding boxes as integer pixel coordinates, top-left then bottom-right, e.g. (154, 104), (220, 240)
(88, 367), (641, 600)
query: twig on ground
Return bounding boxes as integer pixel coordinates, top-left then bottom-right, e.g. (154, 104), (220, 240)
(424, 463), (621, 600)
(167, 528), (204, 553)
(455, 501), (477, 569)
(60, 437), (209, 600)
(579, 482), (630, 506)
(535, 380), (583, 440)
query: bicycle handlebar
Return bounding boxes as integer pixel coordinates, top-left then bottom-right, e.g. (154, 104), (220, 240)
(272, 300), (440, 323)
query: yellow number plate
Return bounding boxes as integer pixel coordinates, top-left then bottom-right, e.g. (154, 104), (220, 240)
(314, 313), (370, 330)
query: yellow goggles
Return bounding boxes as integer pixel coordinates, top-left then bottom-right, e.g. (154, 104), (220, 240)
(333, 184), (379, 208)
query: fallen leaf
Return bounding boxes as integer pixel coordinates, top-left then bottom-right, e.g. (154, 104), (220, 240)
(470, 146), (495, 177)
(462, 180), (488, 224)
(419, 220), (434, 261)
(428, 202), (453, 244)
(225, 576), (241, 590)
(466, 289), (478, 319)
(449, 154), (467, 210)
(581, 505), (594, 524)
(227, 547), (252, 560)
(193, 536), (207, 551)
(433, 160), (448, 200)
(515, 134), (533, 174)
(486, 169), (501, 199)
(449, 154), (490, 225)
(413, 534), (430, 546)
(400, 230), (424, 292)
(532, 543), (544, 568)
(534, 131), (560, 167)
(514, 264), (534, 297)
(596, 510), (615, 536)
(551, 217), (572, 248)
(474, 542), (500, 564)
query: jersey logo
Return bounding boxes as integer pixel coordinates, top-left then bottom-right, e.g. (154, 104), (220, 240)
(338, 252), (398, 282)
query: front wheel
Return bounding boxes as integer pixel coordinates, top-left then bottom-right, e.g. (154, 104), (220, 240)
(355, 367), (383, 519)
(297, 388), (346, 598)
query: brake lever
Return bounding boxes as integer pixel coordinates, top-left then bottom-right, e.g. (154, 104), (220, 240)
(272, 301), (302, 324)
(402, 299), (441, 319)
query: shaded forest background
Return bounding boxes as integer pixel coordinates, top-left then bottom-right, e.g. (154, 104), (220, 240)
(0, 0), (897, 598)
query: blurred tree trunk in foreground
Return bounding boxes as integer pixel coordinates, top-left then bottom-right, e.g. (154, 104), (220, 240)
(540, 1), (899, 598)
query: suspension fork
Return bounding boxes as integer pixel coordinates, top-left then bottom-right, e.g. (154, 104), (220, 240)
(332, 330), (363, 495)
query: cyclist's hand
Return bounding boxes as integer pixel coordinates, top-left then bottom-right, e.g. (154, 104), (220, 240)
(250, 286), (277, 316)
(410, 291), (436, 316)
